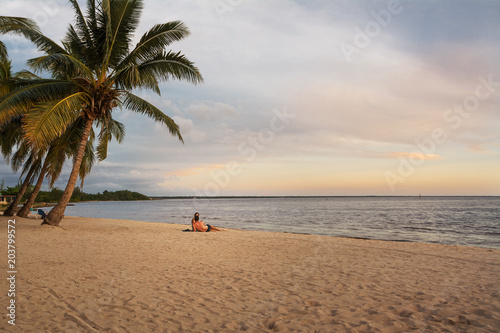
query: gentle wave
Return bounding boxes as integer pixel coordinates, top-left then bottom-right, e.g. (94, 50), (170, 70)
(61, 196), (500, 249)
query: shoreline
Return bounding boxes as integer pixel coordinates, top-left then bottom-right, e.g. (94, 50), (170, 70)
(60, 214), (500, 250)
(52, 196), (500, 250)
(1, 215), (499, 332)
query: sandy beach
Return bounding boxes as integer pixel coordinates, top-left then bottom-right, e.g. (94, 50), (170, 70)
(1, 215), (499, 332)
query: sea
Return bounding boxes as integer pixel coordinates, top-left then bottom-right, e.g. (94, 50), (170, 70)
(61, 196), (500, 249)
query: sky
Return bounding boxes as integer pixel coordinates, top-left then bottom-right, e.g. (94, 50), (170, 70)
(1, 0), (499, 196)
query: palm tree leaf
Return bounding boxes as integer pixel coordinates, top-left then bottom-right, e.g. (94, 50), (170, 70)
(122, 91), (183, 142)
(109, 117), (125, 143)
(68, 0), (93, 45)
(79, 135), (96, 185)
(118, 21), (190, 69)
(138, 51), (203, 85)
(22, 93), (87, 148)
(96, 129), (109, 161)
(56, 116), (88, 156)
(0, 55), (12, 81)
(86, 0), (98, 32)
(18, 154), (39, 183)
(11, 144), (35, 173)
(0, 16), (67, 55)
(0, 115), (23, 158)
(27, 53), (94, 79)
(102, 0), (143, 70)
(114, 64), (160, 94)
(19, 151), (44, 181)
(63, 25), (86, 65)
(0, 40), (7, 60)
(95, 111), (111, 160)
(52, 117), (93, 187)
(13, 70), (40, 80)
(95, 112), (125, 161)
(0, 76), (42, 98)
(115, 51), (202, 91)
(0, 80), (76, 125)
(46, 145), (67, 187)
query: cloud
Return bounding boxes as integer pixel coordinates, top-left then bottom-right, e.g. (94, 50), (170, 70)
(1, 0), (499, 196)
(387, 152), (440, 160)
(184, 101), (238, 121)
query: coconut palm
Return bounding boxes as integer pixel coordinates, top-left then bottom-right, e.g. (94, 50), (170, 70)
(0, 43), (78, 216)
(2, 40), (125, 218)
(0, 0), (203, 225)
(0, 44), (40, 216)
(1, 136), (38, 216)
(16, 116), (125, 218)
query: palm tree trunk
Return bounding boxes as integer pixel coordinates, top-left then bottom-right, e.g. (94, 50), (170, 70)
(17, 158), (49, 218)
(3, 165), (35, 216)
(43, 118), (94, 226)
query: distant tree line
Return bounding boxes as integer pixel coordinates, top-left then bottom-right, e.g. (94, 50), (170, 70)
(1, 183), (149, 203)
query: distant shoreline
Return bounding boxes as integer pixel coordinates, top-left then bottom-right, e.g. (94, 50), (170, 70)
(151, 195), (500, 199)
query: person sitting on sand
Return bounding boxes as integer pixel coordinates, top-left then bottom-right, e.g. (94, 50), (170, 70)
(191, 212), (220, 232)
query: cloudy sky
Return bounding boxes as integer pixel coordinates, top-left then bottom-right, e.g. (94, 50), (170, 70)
(1, 0), (499, 196)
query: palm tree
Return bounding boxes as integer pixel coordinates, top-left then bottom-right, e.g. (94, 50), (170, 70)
(0, 135), (38, 216)
(0, 43), (40, 216)
(2, 40), (125, 218)
(16, 116), (125, 218)
(0, 0), (203, 225)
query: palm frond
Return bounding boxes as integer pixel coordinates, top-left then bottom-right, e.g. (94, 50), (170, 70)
(27, 53), (94, 79)
(21, 93), (87, 148)
(46, 145), (67, 187)
(123, 91), (183, 142)
(96, 129), (109, 161)
(118, 21), (190, 69)
(13, 70), (40, 80)
(109, 117), (125, 143)
(0, 16), (67, 55)
(68, 0), (93, 45)
(18, 155), (39, 184)
(45, 116), (90, 187)
(95, 112), (125, 161)
(0, 58), (12, 82)
(63, 25), (87, 66)
(115, 50), (202, 92)
(19, 152), (44, 181)
(102, 0), (143, 71)
(139, 51), (203, 85)
(11, 144), (34, 173)
(0, 40), (7, 60)
(0, 76), (42, 98)
(55, 116), (87, 155)
(0, 49), (13, 81)
(79, 136), (96, 185)
(0, 80), (76, 125)
(113, 64), (160, 94)
(0, 116), (23, 160)
(86, 0), (98, 33)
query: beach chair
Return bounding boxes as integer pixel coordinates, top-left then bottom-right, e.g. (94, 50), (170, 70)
(38, 209), (47, 219)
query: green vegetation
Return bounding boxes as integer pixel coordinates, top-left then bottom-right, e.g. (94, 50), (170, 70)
(1, 183), (149, 204)
(0, 0), (202, 225)
(75, 189), (150, 202)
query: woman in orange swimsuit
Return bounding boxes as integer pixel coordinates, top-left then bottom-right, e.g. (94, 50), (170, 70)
(191, 212), (221, 232)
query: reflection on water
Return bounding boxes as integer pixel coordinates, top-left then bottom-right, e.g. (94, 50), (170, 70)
(63, 196), (500, 249)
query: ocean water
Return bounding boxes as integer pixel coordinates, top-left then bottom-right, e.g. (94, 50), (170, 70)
(61, 196), (500, 249)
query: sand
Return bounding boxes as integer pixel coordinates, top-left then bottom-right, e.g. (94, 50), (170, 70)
(1, 215), (499, 332)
